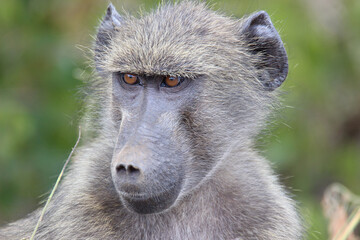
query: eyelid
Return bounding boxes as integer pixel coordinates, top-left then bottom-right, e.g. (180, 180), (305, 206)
(161, 76), (185, 88)
(160, 76), (191, 93)
(123, 73), (139, 85)
(113, 72), (143, 91)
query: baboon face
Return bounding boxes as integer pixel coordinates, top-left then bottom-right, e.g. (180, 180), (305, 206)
(95, 3), (288, 214)
(110, 73), (197, 214)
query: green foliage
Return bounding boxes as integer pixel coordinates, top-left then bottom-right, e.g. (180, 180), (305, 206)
(1, 1), (359, 239)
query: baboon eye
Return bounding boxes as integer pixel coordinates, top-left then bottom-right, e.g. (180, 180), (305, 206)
(161, 76), (183, 88)
(123, 73), (139, 85)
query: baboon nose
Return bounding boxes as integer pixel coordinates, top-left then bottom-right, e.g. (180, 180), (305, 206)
(115, 163), (141, 178)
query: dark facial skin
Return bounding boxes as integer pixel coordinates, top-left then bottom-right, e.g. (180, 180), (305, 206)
(110, 73), (195, 214)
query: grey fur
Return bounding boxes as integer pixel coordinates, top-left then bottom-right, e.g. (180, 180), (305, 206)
(0, 1), (303, 239)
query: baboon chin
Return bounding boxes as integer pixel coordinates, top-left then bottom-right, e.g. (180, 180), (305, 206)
(0, 1), (303, 239)
(118, 184), (181, 214)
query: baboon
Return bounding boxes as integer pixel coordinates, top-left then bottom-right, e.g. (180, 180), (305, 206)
(0, 1), (303, 239)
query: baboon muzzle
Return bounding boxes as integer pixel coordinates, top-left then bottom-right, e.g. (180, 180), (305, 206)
(111, 141), (183, 214)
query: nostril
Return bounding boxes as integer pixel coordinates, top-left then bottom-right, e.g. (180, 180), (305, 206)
(116, 164), (126, 173)
(127, 165), (140, 174)
(115, 163), (141, 177)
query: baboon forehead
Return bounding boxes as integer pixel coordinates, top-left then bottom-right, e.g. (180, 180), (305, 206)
(103, 2), (245, 77)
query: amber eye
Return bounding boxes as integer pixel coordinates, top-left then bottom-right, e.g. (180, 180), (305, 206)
(123, 73), (138, 85)
(163, 76), (181, 88)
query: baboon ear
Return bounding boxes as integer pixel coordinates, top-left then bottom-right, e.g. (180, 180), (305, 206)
(96, 3), (122, 48)
(241, 11), (288, 90)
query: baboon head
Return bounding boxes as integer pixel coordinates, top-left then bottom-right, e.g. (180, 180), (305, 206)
(94, 2), (288, 214)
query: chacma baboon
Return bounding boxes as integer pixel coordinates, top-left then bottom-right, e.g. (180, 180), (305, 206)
(0, 1), (303, 239)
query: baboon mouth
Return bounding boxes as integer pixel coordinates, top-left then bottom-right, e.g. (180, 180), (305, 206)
(119, 184), (181, 214)
(119, 191), (148, 200)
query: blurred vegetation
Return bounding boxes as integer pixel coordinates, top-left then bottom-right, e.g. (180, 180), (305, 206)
(0, 0), (359, 239)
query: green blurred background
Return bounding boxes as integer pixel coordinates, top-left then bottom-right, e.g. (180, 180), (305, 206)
(0, 0), (359, 239)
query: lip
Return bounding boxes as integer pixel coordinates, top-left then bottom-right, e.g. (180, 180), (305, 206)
(119, 184), (181, 214)
(118, 185), (176, 200)
(118, 191), (148, 200)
